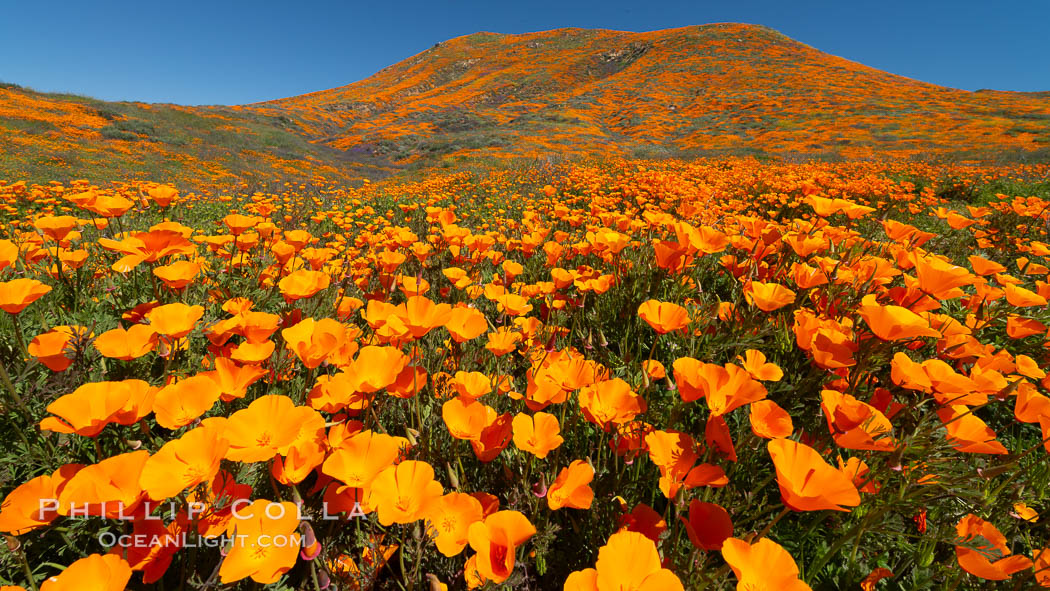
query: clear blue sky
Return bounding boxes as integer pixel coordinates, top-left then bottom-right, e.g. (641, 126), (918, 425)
(2, 0), (1046, 106)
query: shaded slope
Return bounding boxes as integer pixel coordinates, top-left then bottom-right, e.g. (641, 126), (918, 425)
(0, 83), (395, 186)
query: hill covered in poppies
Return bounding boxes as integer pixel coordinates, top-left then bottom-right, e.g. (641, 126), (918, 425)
(2, 23), (1048, 185)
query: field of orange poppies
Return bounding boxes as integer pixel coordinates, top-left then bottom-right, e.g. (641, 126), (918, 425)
(0, 158), (1049, 590)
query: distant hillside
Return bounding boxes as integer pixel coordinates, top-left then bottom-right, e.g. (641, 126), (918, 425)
(0, 82), (394, 187)
(1, 23), (1048, 186)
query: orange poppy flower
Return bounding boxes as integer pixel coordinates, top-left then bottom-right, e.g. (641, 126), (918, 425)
(858, 294), (942, 341)
(282, 317), (346, 369)
(1003, 283), (1048, 307)
(809, 326), (858, 369)
(443, 397), (495, 441)
(218, 500), (301, 584)
(790, 261), (830, 289)
(334, 295), (365, 320)
(547, 460), (594, 510)
(307, 372), (369, 414)
(110, 379), (158, 426)
(681, 500), (733, 551)
(857, 568), (893, 591)
(39, 554), (132, 591)
(1015, 355), (1046, 380)
(204, 357), (267, 401)
(954, 514), (1033, 580)
(511, 411), (563, 459)
(346, 345), (409, 392)
(705, 415), (737, 462)
(425, 492), (485, 557)
(140, 421), (229, 501)
(58, 450), (149, 519)
(466, 510), (536, 584)
(153, 374), (221, 430)
(1015, 381), (1050, 424)
(387, 363), (428, 398)
(1005, 315), (1045, 339)
(98, 229), (195, 270)
(40, 381), (134, 437)
(1011, 502), (1039, 523)
(54, 248), (88, 272)
(564, 531), (684, 591)
(322, 430), (407, 510)
(677, 222), (730, 254)
(744, 281), (796, 312)
(642, 359), (666, 380)
(914, 255), (976, 300)
(0, 239), (18, 272)
(278, 269), (331, 301)
(368, 460), (444, 526)
(225, 395), (318, 463)
(470, 411), (514, 463)
(145, 303), (204, 339)
(615, 501), (667, 544)
(364, 301), (407, 342)
(0, 278), (51, 314)
(673, 359), (767, 415)
(152, 260), (200, 289)
(87, 193), (135, 218)
(579, 378), (647, 430)
(121, 515), (183, 583)
(451, 371), (492, 399)
(485, 327), (522, 356)
(838, 457), (879, 493)
(1028, 548), (1050, 591)
(924, 359), (987, 405)
(33, 215), (79, 242)
(767, 438), (860, 512)
(29, 325), (87, 371)
(326, 536), (399, 584)
(0, 464), (81, 535)
(230, 339), (276, 364)
(282, 229), (313, 250)
(147, 184), (178, 206)
(721, 537), (811, 591)
(492, 293), (532, 316)
(93, 323), (158, 360)
(398, 274), (430, 296)
(400, 295), (453, 338)
(637, 300), (690, 334)
(889, 352), (933, 392)
(936, 405), (1008, 455)
(820, 390), (896, 451)
(645, 430), (728, 498)
(231, 310), (281, 343)
(186, 469), (252, 539)
(445, 306), (489, 342)
(737, 349), (783, 381)
(271, 408), (326, 485)
(362, 299), (399, 328)
(969, 255), (1007, 276)
(749, 399), (794, 439)
(221, 213), (262, 236)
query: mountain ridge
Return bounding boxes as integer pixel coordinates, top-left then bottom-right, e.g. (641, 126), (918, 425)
(1, 23), (1048, 186)
(245, 23), (1048, 163)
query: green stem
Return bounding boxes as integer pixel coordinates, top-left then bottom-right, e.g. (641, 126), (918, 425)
(807, 505), (891, 582)
(10, 313), (29, 360)
(755, 506), (792, 541)
(0, 356), (30, 415)
(15, 541), (39, 591)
